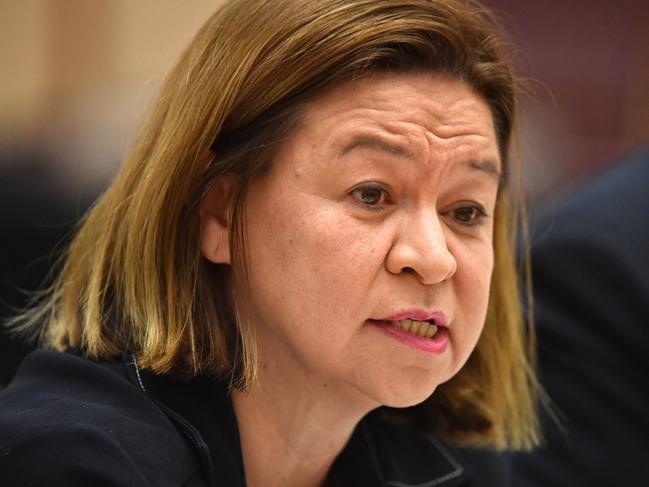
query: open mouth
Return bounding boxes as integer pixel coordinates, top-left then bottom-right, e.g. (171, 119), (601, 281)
(372, 319), (439, 339)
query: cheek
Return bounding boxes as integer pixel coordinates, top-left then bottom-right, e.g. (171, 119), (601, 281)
(245, 191), (384, 328)
(288, 210), (386, 313)
(453, 243), (494, 341)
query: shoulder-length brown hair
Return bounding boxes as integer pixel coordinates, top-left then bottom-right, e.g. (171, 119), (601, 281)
(12, 0), (539, 449)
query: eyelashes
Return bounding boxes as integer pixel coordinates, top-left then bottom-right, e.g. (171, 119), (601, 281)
(349, 183), (490, 227)
(446, 204), (488, 227)
(350, 184), (392, 210)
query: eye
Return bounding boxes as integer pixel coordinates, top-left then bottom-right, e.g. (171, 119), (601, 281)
(450, 203), (488, 226)
(350, 184), (391, 210)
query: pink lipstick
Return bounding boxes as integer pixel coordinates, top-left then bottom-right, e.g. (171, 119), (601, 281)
(368, 310), (449, 354)
(378, 310), (447, 326)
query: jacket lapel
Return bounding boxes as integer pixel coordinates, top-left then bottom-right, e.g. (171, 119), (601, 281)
(331, 410), (469, 486)
(124, 355), (469, 487)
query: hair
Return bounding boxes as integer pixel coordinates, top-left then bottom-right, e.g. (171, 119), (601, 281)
(11, 0), (539, 449)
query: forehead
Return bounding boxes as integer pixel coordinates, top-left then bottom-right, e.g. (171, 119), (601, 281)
(299, 73), (498, 156)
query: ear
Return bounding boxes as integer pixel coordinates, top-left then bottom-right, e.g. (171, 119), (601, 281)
(199, 175), (237, 265)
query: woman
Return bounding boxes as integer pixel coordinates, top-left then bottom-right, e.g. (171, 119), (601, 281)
(0, 1), (539, 486)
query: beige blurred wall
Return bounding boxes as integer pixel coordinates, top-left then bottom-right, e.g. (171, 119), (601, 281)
(1, 0), (222, 188)
(1, 0), (49, 137)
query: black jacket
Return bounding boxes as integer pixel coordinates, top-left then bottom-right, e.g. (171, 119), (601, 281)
(0, 349), (500, 486)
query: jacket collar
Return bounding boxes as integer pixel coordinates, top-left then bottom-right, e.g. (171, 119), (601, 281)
(124, 355), (468, 487)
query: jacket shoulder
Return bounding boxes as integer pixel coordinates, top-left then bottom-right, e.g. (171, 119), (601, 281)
(0, 418), (153, 486)
(0, 350), (201, 486)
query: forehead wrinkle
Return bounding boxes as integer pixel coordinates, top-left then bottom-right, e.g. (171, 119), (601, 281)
(324, 110), (427, 161)
(336, 135), (415, 160)
(411, 93), (497, 145)
(330, 118), (500, 182)
(305, 77), (498, 170)
(371, 103), (497, 163)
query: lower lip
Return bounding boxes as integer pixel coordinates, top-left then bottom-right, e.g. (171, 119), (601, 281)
(369, 320), (449, 354)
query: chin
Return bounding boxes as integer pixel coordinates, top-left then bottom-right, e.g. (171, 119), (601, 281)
(381, 388), (438, 409)
(344, 358), (453, 411)
(366, 375), (441, 409)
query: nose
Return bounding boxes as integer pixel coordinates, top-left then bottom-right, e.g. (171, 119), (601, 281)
(385, 210), (457, 285)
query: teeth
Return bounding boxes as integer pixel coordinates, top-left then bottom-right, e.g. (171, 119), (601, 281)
(425, 324), (438, 338)
(411, 321), (421, 335)
(393, 319), (438, 339)
(401, 319), (412, 332)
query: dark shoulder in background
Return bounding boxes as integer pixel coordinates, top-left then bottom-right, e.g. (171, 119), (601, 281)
(510, 145), (649, 485)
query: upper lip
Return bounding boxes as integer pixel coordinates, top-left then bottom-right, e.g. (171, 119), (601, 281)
(374, 310), (447, 327)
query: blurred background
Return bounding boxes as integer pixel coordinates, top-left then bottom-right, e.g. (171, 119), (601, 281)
(1, 0), (648, 385)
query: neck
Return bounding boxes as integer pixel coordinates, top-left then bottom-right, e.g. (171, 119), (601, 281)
(231, 359), (375, 487)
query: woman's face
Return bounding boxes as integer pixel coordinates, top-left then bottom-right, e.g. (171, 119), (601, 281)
(241, 73), (501, 408)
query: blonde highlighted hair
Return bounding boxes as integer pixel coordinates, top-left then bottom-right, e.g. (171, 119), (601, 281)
(11, 0), (539, 449)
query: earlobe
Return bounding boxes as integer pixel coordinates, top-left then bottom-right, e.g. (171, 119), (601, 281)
(199, 176), (237, 265)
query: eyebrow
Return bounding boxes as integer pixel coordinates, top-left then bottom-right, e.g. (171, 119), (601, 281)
(336, 136), (416, 160)
(337, 135), (502, 181)
(468, 160), (502, 182)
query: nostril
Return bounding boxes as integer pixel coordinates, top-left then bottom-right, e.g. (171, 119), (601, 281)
(402, 266), (415, 274)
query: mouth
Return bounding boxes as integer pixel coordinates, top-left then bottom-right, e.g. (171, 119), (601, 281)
(368, 318), (449, 354)
(373, 318), (440, 338)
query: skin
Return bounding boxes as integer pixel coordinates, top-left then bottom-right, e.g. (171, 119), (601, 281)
(201, 73), (501, 487)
